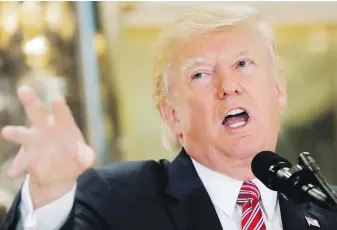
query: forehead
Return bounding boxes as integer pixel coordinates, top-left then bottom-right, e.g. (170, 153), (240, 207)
(176, 25), (267, 67)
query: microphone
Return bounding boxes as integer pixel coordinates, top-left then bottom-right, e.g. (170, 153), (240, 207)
(251, 151), (335, 210)
(298, 152), (337, 208)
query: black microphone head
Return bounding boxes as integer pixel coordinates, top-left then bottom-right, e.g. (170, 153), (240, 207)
(252, 151), (292, 190)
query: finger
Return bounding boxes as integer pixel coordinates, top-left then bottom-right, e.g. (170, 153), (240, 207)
(51, 96), (76, 127)
(76, 142), (95, 169)
(1, 126), (30, 144)
(17, 86), (49, 126)
(8, 147), (29, 178)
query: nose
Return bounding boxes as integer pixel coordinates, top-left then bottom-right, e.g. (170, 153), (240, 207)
(216, 72), (243, 99)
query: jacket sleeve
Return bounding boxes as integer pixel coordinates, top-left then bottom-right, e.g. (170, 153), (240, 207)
(0, 169), (114, 230)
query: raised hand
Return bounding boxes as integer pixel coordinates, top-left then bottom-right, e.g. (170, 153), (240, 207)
(1, 86), (95, 208)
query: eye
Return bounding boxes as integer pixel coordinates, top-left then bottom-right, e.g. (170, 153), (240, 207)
(235, 59), (253, 69)
(192, 72), (211, 80)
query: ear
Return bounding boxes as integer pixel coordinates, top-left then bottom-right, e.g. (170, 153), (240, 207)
(275, 71), (287, 111)
(159, 100), (183, 137)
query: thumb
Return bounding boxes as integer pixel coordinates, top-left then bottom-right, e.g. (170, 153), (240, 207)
(76, 142), (95, 169)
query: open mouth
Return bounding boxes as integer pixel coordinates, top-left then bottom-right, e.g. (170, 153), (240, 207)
(222, 108), (249, 128)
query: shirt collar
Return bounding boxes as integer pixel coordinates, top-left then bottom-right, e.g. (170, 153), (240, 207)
(191, 158), (278, 220)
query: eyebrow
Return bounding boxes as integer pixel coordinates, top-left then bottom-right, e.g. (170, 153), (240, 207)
(180, 49), (253, 74)
(235, 49), (250, 58)
(181, 49), (251, 72)
(216, 48), (250, 60)
(180, 57), (214, 73)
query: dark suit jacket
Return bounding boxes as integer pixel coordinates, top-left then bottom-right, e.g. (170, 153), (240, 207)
(2, 148), (337, 230)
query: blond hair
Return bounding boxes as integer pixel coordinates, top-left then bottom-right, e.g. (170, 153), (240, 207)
(152, 5), (276, 152)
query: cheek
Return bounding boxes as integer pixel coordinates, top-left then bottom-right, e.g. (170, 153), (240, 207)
(249, 70), (278, 103)
(180, 93), (215, 128)
(246, 71), (281, 118)
(252, 84), (281, 126)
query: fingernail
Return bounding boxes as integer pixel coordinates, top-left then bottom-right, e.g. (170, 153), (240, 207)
(1, 126), (13, 137)
(17, 85), (32, 95)
(1, 126), (9, 135)
(17, 85), (36, 104)
(52, 94), (65, 102)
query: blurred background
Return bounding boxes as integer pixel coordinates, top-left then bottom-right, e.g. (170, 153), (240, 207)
(0, 1), (337, 218)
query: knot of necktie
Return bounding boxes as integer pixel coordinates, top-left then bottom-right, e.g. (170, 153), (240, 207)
(236, 181), (266, 230)
(237, 181), (261, 206)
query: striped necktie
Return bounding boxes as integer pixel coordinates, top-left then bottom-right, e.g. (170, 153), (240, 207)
(237, 181), (267, 230)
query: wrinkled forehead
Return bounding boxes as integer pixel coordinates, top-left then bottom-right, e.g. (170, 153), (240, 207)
(176, 26), (269, 68)
(163, 24), (272, 89)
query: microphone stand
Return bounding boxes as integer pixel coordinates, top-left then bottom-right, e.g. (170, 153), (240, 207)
(298, 152), (337, 211)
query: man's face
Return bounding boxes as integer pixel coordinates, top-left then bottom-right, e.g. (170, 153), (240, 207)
(162, 25), (287, 162)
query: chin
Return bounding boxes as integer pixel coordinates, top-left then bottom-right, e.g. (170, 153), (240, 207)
(218, 137), (267, 160)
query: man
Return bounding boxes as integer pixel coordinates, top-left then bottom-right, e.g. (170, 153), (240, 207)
(1, 5), (337, 230)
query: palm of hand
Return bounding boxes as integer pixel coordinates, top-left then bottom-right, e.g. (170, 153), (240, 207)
(1, 86), (95, 187)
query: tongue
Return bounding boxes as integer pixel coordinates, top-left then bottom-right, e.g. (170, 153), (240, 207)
(223, 113), (248, 126)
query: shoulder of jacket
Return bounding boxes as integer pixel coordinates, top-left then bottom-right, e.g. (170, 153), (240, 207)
(77, 158), (171, 195)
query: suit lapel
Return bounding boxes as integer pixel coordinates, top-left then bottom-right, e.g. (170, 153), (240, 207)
(279, 193), (328, 230)
(163, 149), (334, 230)
(0, 189), (21, 230)
(165, 148), (223, 230)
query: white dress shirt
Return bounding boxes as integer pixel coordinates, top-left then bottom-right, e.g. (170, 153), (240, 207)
(17, 161), (283, 230)
(17, 175), (76, 230)
(192, 158), (284, 230)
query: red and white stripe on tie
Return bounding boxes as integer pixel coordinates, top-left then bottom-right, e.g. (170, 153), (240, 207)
(237, 181), (266, 230)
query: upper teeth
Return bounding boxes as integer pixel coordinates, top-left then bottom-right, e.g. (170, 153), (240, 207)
(226, 108), (245, 116)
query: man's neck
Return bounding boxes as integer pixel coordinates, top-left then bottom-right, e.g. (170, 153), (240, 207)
(191, 152), (256, 181)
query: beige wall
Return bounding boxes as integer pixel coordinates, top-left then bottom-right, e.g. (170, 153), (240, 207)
(108, 23), (337, 161)
(111, 28), (174, 161)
